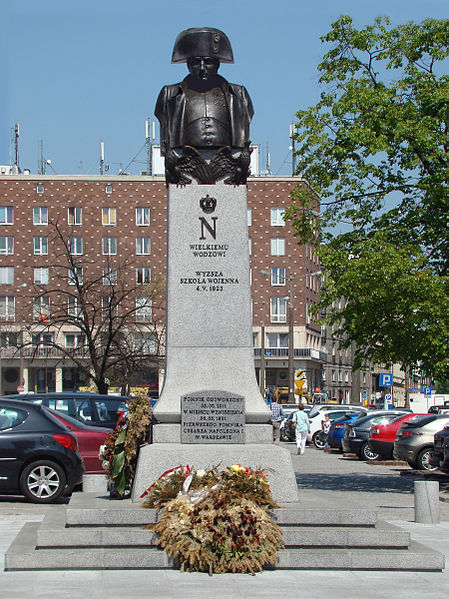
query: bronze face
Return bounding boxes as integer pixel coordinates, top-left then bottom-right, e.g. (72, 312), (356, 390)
(187, 56), (220, 81)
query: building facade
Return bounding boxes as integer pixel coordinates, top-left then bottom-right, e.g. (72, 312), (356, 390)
(0, 175), (324, 398)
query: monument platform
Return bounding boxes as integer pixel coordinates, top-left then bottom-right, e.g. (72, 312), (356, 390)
(131, 442), (299, 503)
(5, 492), (444, 571)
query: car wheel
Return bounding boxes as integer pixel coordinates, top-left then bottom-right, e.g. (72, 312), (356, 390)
(361, 442), (380, 461)
(313, 431), (326, 450)
(19, 460), (67, 503)
(415, 448), (438, 471)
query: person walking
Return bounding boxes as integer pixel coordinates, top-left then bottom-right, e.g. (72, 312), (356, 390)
(271, 399), (285, 445)
(292, 403), (310, 455)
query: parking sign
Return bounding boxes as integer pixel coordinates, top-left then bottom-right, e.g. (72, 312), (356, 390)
(379, 373), (393, 387)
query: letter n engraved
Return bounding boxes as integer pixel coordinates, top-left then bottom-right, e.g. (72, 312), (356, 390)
(199, 216), (217, 240)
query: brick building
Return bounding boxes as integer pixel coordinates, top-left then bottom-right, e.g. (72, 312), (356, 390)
(0, 175), (324, 397)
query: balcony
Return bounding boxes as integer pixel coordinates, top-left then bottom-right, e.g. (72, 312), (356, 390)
(254, 348), (327, 362)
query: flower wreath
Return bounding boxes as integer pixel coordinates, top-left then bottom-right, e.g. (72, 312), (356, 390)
(141, 464), (283, 575)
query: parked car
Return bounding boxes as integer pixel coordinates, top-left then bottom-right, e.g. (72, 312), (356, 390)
(342, 411), (410, 461)
(327, 410), (369, 450)
(394, 414), (449, 470)
(307, 409), (362, 449)
(429, 426), (449, 471)
(45, 408), (110, 474)
(8, 392), (128, 429)
(0, 398), (84, 503)
(308, 403), (363, 419)
(368, 413), (425, 460)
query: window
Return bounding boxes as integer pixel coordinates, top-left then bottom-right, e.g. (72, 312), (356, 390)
(248, 238), (252, 255)
(34, 236), (48, 255)
(68, 236), (83, 255)
(0, 267), (14, 284)
(133, 332), (156, 354)
(67, 296), (81, 317)
(0, 408), (26, 431)
(0, 332), (18, 347)
(136, 207), (150, 226)
(271, 207), (285, 226)
(0, 296), (15, 321)
(0, 236), (14, 255)
(271, 267), (286, 286)
(65, 333), (85, 349)
(36, 183), (44, 194)
(68, 267), (83, 286)
(33, 296), (50, 321)
(102, 207), (116, 225)
(267, 333), (288, 347)
(136, 267), (151, 285)
(34, 267), (49, 285)
(0, 207), (13, 225)
(33, 207), (48, 225)
(270, 238), (285, 256)
(32, 332), (53, 347)
(136, 237), (151, 255)
(270, 297), (287, 323)
(68, 207), (82, 225)
(102, 236), (117, 255)
(247, 208), (252, 226)
(136, 297), (152, 322)
(105, 184), (113, 195)
(102, 267), (117, 286)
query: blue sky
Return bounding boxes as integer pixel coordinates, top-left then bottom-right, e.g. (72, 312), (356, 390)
(1, 0), (448, 176)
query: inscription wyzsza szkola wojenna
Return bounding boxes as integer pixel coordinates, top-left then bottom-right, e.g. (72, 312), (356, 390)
(180, 271), (239, 292)
(182, 395), (245, 443)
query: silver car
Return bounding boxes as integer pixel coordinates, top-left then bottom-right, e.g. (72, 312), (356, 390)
(393, 414), (449, 470)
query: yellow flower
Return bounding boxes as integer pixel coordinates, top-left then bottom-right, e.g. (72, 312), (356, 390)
(196, 469), (206, 478)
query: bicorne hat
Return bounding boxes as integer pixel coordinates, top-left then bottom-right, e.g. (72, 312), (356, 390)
(172, 27), (234, 64)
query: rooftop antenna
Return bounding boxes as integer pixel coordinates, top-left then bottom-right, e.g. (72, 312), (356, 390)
(289, 123), (297, 175)
(100, 140), (105, 175)
(99, 140), (110, 175)
(37, 139), (56, 174)
(9, 123), (20, 175)
(38, 139), (44, 174)
(145, 118), (156, 175)
(266, 142), (272, 176)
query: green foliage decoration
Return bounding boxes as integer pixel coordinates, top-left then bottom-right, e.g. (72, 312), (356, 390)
(100, 394), (152, 497)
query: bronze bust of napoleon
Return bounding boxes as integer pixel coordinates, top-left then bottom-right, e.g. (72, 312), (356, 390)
(155, 28), (254, 186)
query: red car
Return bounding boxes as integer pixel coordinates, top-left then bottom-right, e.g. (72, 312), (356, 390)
(368, 413), (425, 460)
(45, 408), (110, 474)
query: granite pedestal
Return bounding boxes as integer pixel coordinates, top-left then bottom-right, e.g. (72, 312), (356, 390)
(132, 182), (298, 503)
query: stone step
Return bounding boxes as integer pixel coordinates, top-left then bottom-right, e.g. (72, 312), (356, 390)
(66, 493), (378, 528)
(38, 509), (408, 550)
(5, 523), (443, 572)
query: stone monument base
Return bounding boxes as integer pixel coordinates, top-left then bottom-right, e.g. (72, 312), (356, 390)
(131, 443), (299, 504)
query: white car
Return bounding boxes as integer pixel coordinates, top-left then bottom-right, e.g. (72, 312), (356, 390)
(307, 409), (365, 448)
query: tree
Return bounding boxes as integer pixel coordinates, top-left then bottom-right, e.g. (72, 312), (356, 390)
(285, 16), (449, 380)
(23, 222), (165, 394)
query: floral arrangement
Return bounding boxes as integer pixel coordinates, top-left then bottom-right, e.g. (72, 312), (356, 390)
(99, 394), (152, 497)
(141, 464), (283, 575)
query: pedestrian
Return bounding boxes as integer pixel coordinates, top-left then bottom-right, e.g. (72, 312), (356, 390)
(292, 403), (311, 455)
(271, 399), (285, 445)
(322, 413), (331, 448)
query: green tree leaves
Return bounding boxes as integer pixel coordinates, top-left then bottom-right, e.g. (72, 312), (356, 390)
(286, 16), (449, 380)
